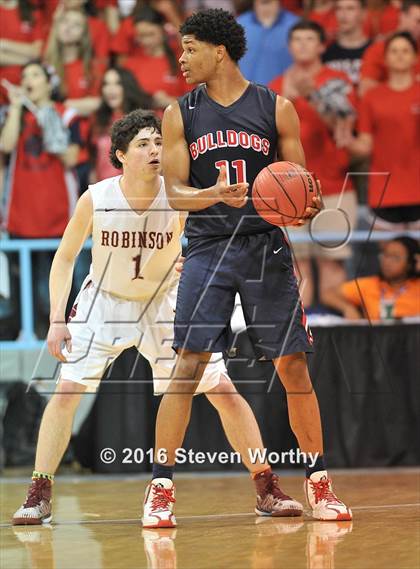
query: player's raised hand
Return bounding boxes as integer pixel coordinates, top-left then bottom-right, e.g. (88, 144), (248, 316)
(47, 322), (72, 362)
(214, 164), (248, 208)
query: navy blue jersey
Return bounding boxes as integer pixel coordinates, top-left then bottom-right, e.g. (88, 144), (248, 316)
(179, 82), (278, 238)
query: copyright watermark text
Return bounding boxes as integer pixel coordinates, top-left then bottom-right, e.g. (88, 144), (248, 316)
(99, 447), (319, 467)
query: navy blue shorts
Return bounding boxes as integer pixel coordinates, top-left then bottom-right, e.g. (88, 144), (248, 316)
(173, 228), (313, 359)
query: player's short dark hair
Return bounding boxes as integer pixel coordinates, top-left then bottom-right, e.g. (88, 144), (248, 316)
(402, 0), (420, 12)
(109, 109), (161, 169)
(288, 19), (326, 44)
(385, 31), (418, 53)
(180, 9), (247, 62)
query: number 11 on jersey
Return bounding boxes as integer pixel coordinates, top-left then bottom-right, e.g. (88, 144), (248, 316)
(215, 160), (247, 185)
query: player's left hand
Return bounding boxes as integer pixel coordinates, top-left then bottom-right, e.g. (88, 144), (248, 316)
(295, 181), (322, 226)
(175, 256), (185, 273)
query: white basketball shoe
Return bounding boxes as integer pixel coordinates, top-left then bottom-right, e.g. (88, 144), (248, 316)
(304, 471), (352, 521)
(142, 478), (176, 528)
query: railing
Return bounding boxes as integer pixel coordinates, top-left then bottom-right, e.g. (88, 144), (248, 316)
(1, 230), (419, 351)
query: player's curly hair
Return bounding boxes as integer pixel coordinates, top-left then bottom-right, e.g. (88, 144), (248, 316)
(180, 9), (247, 63)
(109, 109), (161, 169)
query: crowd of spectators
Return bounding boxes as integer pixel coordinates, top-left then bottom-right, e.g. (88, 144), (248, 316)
(0, 0), (419, 336)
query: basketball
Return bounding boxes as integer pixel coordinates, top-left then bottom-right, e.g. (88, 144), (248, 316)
(252, 161), (318, 227)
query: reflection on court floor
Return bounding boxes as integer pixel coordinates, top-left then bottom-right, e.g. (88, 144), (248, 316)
(2, 469), (419, 569)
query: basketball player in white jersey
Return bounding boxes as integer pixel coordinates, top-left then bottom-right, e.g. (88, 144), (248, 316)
(12, 110), (303, 528)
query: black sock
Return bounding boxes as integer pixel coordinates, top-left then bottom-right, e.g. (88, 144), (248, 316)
(152, 462), (174, 480)
(305, 455), (326, 479)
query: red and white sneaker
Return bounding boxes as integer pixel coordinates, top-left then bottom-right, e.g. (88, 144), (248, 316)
(304, 471), (352, 521)
(142, 478), (176, 528)
(254, 470), (303, 517)
(12, 478), (53, 525)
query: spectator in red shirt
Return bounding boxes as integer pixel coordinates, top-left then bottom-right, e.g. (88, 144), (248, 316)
(45, 0), (112, 63)
(111, 2), (182, 59)
(117, 7), (187, 110)
(0, 61), (80, 237)
(44, 9), (104, 192)
(338, 32), (420, 229)
(127, 0), (184, 34)
(359, 0), (420, 94)
(270, 20), (358, 307)
(0, 0), (43, 104)
(95, 0), (120, 33)
(308, 0), (338, 41)
(0, 61), (80, 334)
(90, 66), (153, 181)
(363, 0), (400, 39)
(44, 9), (103, 116)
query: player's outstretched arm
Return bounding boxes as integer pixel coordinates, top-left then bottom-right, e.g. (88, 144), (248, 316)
(162, 102), (248, 211)
(47, 191), (93, 362)
(276, 96), (321, 221)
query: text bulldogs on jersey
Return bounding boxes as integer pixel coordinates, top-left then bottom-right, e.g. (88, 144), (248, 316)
(189, 130), (270, 160)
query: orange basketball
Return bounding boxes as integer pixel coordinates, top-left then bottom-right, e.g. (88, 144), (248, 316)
(252, 161), (318, 227)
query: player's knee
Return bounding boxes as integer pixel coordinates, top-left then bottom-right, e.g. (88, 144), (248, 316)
(210, 391), (243, 414)
(275, 353), (313, 393)
(207, 374), (242, 411)
(52, 380), (86, 411)
(165, 378), (200, 395)
(175, 351), (212, 381)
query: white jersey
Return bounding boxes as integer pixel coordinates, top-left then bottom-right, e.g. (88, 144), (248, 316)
(89, 175), (181, 301)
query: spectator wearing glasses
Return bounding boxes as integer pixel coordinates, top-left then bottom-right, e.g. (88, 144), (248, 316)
(323, 237), (420, 320)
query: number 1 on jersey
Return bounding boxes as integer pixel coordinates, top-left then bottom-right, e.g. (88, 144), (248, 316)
(132, 254), (144, 280)
(215, 160), (247, 185)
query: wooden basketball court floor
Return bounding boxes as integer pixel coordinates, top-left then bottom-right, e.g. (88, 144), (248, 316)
(1, 468), (419, 569)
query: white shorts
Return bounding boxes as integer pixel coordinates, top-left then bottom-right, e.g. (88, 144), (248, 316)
(60, 280), (227, 394)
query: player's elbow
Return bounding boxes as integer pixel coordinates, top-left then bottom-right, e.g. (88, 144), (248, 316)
(53, 247), (76, 269)
(167, 196), (184, 210)
(166, 188), (185, 210)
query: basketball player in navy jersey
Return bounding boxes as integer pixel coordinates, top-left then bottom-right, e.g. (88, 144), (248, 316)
(144, 9), (352, 524)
